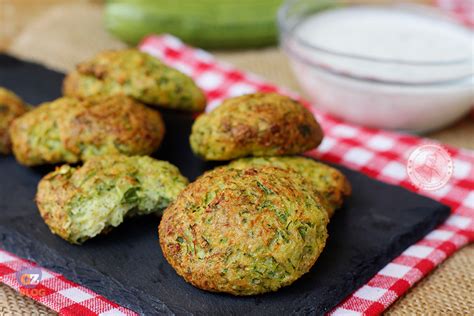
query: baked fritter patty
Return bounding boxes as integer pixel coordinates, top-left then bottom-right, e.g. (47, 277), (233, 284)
(63, 49), (206, 112)
(10, 96), (165, 166)
(0, 87), (28, 154)
(229, 156), (351, 218)
(189, 93), (323, 160)
(37, 155), (188, 244)
(159, 166), (328, 295)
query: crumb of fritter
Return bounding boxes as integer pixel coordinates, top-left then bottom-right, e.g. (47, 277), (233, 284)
(37, 155), (188, 244)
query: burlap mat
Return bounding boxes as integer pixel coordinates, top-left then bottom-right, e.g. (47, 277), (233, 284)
(2, 3), (473, 315)
(0, 283), (54, 315)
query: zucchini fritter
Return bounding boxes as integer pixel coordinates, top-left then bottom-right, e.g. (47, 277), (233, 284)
(0, 87), (28, 154)
(10, 96), (165, 166)
(190, 93), (323, 160)
(63, 49), (206, 112)
(229, 156), (351, 217)
(37, 155), (189, 244)
(159, 166), (328, 295)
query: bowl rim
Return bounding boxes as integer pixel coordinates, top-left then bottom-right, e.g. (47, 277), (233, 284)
(277, 0), (473, 66)
(282, 41), (474, 86)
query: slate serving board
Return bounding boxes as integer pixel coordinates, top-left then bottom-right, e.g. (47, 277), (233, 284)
(0, 54), (450, 315)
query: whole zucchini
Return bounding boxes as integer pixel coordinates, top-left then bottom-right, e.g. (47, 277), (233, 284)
(105, 0), (283, 49)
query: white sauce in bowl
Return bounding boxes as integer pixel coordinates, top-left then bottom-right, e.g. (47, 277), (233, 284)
(292, 6), (473, 83)
(296, 7), (472, 62)
(283, 5), (474, 132)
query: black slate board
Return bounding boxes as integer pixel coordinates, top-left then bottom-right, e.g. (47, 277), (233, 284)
(0, 54), (450, 315)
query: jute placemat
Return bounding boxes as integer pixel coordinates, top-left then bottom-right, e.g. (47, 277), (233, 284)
(0, 283), (54, 315)
(2, 3), (473, 315)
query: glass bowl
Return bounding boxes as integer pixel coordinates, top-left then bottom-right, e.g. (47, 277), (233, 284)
(278, 0), (473, 133)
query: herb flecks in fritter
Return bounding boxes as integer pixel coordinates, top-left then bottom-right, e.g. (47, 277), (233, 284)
(230, 156), (351, 217)
(37, 155), (189, 244)
(159, 166), (328, 295)
(63, 49), (206, 112)
(0, 87), (28, 154)
(10, 96), (165, 166)
(190, 93), (323, 160)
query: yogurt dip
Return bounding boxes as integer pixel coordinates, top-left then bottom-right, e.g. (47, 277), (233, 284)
(281, 4), (474, 132)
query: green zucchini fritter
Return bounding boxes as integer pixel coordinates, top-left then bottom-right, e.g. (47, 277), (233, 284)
(63, 49), (206, 112)
(190, 93), (323, 160)
(159, 166), (328, 295)
(37, 155), (189, 244)
(10, 96), (165, 166)
(229, 156), (351, 217)
(0, 87), (28, 154)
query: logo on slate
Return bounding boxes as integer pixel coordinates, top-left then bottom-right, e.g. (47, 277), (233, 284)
(17, 267), (42, 289)
(407, 144), (453, 191)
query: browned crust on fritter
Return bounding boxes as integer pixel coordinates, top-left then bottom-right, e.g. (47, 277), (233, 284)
(159, 166), (329, 295)
(190, 93), (324, 160)
(61, 96), (165, 157)
(36, 169), (75, 240)
(10, 96), (165, 165)
(0, 88), (28, 154)
(63, 49), (206, 111)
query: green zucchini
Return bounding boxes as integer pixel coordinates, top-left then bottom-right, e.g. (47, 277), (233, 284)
(105, 0), (283, 49)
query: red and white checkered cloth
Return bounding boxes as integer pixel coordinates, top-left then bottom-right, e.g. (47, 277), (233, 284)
(0, 250), (136, 316)
(436, 0), (474, 26)
(1, 4), (473, 315)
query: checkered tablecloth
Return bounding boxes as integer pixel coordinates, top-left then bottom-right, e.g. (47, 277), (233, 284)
(436, 0), (474, 26)
(1, 4), (473, 316)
